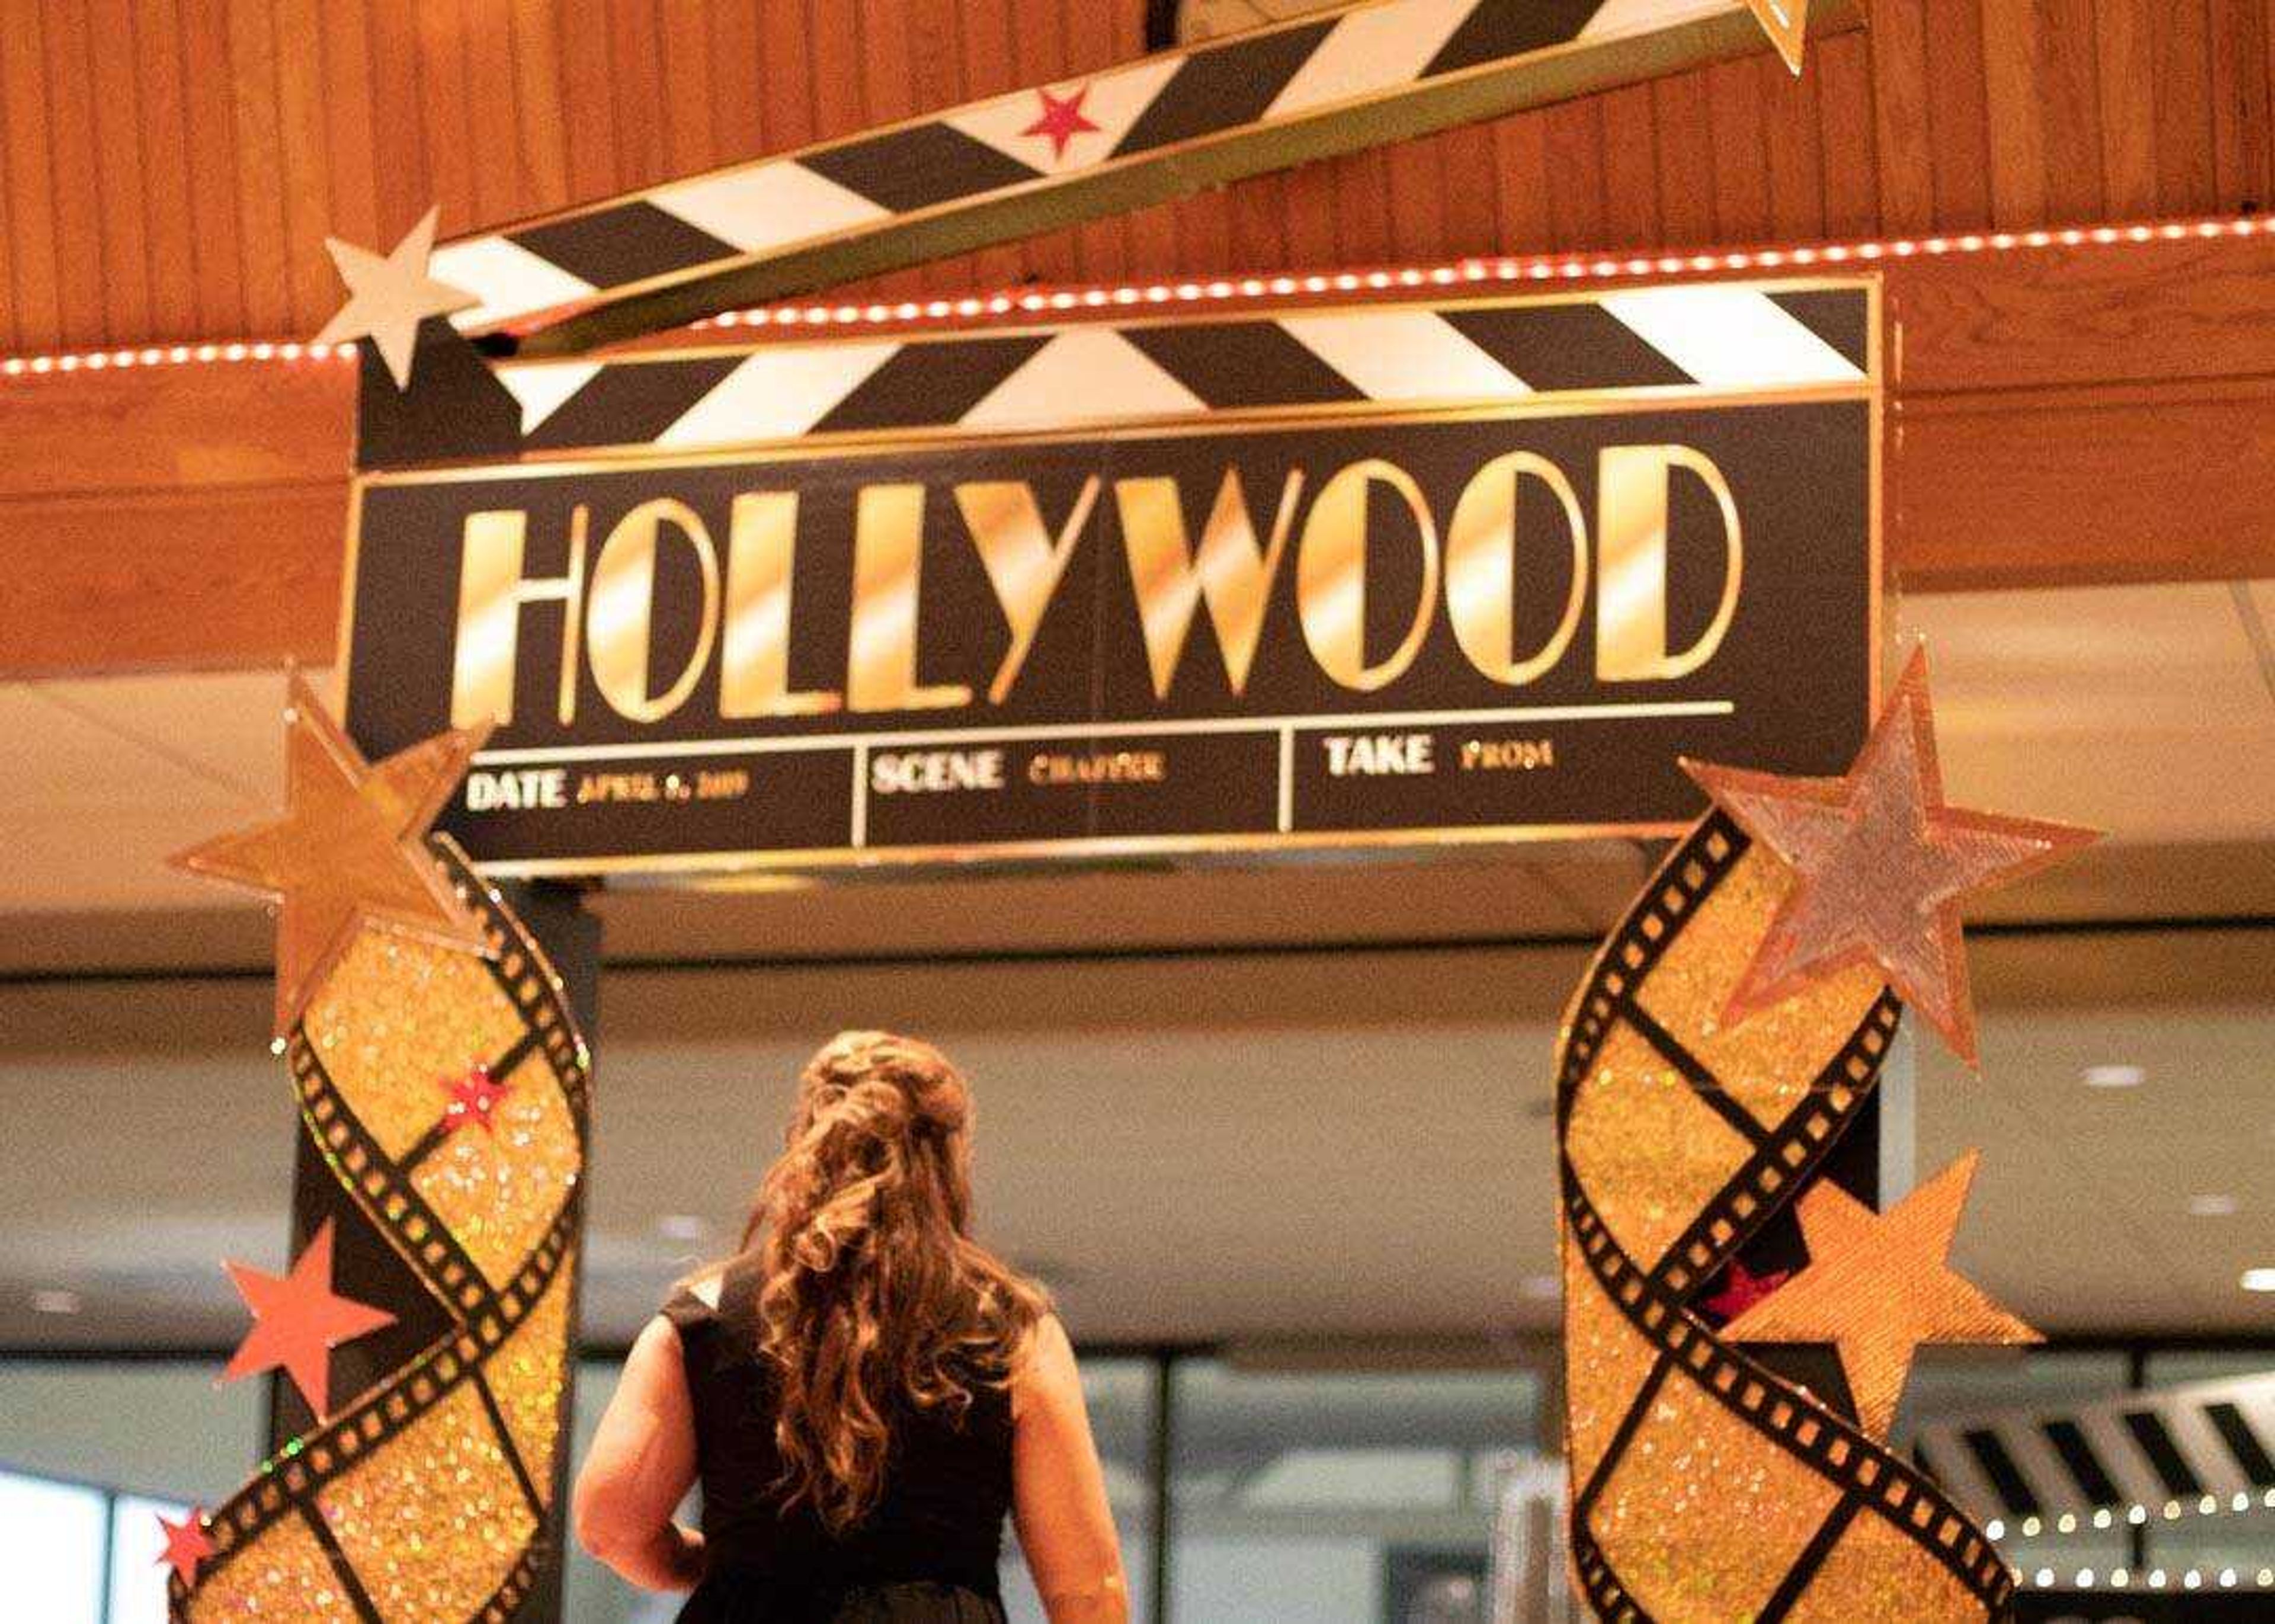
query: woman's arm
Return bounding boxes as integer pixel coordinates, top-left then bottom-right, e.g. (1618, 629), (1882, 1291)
(1010, 1315), (1130, 1623)
(572, 1314), (706, 1592)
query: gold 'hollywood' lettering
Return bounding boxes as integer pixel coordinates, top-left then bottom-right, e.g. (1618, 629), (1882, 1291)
(445, 444), (1744, 729)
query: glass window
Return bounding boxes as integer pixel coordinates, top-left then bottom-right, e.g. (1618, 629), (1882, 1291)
(0, 1359), (261, 1498)
(1002, 1355), (1159, 1623)
(0, 1468), (107, 1624)
(111, 1492), (194, 1622)
(1165, 1360), (1543, 1624)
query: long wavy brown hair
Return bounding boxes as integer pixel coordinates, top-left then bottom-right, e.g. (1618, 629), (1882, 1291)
(736, 1030), (1048, 1531)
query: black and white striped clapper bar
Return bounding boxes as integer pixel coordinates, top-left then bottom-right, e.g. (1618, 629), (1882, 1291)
(1910, 1370), (2275, 1533)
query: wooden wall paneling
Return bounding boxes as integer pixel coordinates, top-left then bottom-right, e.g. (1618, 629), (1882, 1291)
(225, 0), (295, 332)
(1920, 0), (1994, 226)
(1489, 111), (1554, 254)
(757, 0), (816, 154)
(363, 1), (431, 244)
(273, 0), (339, 330)
(89, 0), (156, 339)
(508, 0), (573, 211)
(1706, 59), (1772, 242)
(704, 0), (761, 172)
(412, 0), (478, 232)
(2208, 0), (2271, 207)
(2152, 0), (2221, 213)
(1596, 85), (1663, 249)
(1652, 72), (1718, 244)
(1760, 55), (1827, 241)
(2036, 0), (2109, 221)
(555, 0), (620, 204)
(1386, 136), (1447, 262)
(1814, 31), (1882, 235)
(1869, 0), (1940, 231)
(177, 0), (248, 338)
(1279, 149), (1342, 267)
(1977, 0), (2051, 223)
(0, 2), (65, 349)
(604, 0), (671, 190)
(314, 1), (382, 252)
(2093, 0), (2161, 216)
(41, 1), (107, 341)
(659, 0), (718, 184)
(1544, 101), (1609, 249)
(462, 0), (527, 226)
(1331, 146), (1396, 264)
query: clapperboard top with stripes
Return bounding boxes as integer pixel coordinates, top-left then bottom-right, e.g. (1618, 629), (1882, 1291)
(1911, 1369), (2275, 1532)
(421, 0), (1831, 356)
(359, 278), (1876, 470)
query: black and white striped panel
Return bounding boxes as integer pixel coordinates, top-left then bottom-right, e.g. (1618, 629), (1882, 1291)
(476, 282), (1869, 459)
(429, 0), (1755, 340)
(1912, 1372), (2275, 1526)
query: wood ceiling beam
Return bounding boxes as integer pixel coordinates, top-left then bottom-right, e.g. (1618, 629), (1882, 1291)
(3, 231), (2270, 680)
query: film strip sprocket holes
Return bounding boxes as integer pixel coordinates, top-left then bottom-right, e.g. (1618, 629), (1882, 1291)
(171, 839), (591, 1624)
(1556, 812), (2014, 1622)
(425, 0), (1800, 355)
(370, 280), (1874, 470)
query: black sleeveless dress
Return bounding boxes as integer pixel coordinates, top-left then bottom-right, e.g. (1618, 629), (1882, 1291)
(661, 1262), (1014, 1623)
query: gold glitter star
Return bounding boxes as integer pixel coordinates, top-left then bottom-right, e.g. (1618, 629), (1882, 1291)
(169, 670), (492, 1036)
(1744, 0), (1809, 74)
(312, 204), (478, 389)
(1723, 1151), (2039, 1439)
(1682, 646), (2097, 1065)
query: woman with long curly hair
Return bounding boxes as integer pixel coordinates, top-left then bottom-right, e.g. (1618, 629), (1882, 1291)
(575, 1030), (1128, 1622)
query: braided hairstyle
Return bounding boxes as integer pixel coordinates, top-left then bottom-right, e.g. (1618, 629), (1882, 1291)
(741, 1030), (1048, 1530)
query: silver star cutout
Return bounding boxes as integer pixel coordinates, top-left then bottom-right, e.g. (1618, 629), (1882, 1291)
(313, 206), (478, 390)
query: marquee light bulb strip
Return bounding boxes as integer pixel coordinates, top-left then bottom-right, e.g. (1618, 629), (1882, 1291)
(1, 211), (2269, 380)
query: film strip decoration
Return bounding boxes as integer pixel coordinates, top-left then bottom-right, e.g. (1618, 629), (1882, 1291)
(448, 281), (1869, 465)
(169, 838), (591, 1623)
(425, 0), (1853, 358)
(1556, 812), (2014, 1622)
(1912, 1371), (2275, 1537)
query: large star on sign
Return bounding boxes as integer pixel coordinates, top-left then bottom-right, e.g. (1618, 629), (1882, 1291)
(168, 670), (494, 1037)
(1682, 646), (2095, 1065)
(1021, 84), (1101, 163)
(313, 204), (478, 389)
(156, 1508), (214, 1589)
(219, 1218), (396, 1418)
(1725, 1152), (2039, 1439)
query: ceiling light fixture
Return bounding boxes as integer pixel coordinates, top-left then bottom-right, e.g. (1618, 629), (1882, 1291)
(2081, 1064), (2145, 1088)
(30, 1289), (82, 1315)
(2241, 1267), (2275, 1293)
(2187, 1193), (2240, 1217)
(655, 1213), (712, 1243)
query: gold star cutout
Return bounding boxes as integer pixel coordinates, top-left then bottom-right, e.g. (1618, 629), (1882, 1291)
(1744, 0), (1809, 74)
(1723, 1152), (2039, 1439)
(312, 204), (478, 389)
(169, 671), (493, 1036)
(1683, 646), (2097, 1065)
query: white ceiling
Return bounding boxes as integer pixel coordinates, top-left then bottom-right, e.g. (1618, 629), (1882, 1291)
(0, 579), (2270, 1353)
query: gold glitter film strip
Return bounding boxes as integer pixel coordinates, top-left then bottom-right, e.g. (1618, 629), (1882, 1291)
(1555, 811), (2013, 1622)
(172, 838), (591, 1624)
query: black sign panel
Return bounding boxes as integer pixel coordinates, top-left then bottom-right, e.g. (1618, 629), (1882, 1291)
(343, 298), (1879, 878)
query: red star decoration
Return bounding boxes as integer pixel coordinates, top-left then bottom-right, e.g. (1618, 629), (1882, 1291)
(1020, 84), (1100, 162)
(219, 1217), (395, 1418)
(440, 1061), (512, 1135)
(1702, 1258), (1790, 1321)
(1682, 646), (2097, 1065)
(156, 1508), (214, 1589)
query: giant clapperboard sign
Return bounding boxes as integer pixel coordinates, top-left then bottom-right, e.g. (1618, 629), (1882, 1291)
(342, 279), (1879, 879)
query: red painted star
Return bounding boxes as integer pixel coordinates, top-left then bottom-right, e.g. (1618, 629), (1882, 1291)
(1021, 84), (1100, 162)
(1702, 1258), (1790, 1321)
(156, 1507), (214, 1589)
(219, 1218), (395, 1417)
(1683, 646), (2097, 1065)
(440, 1061), (512, 1135)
